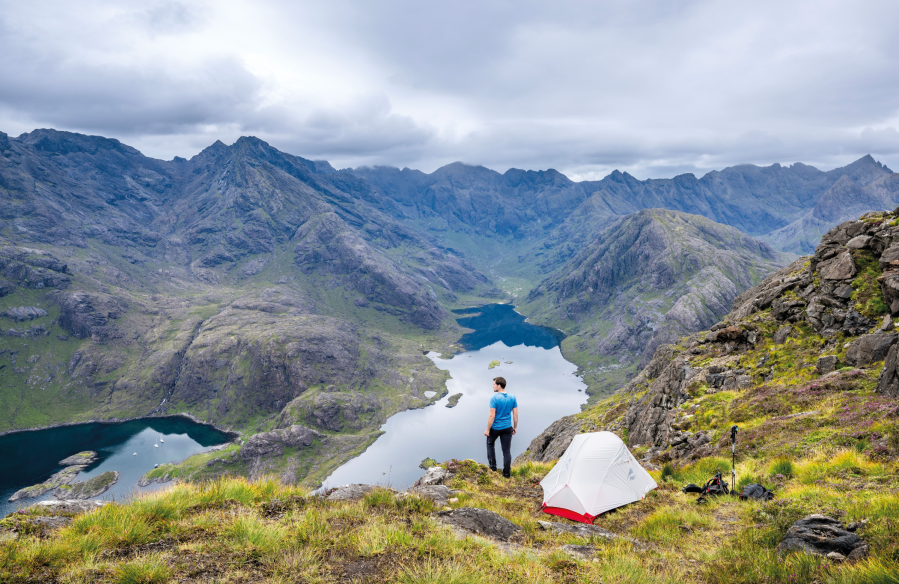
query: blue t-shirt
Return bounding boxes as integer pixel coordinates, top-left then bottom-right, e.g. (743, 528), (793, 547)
(490, 392), (518, 430)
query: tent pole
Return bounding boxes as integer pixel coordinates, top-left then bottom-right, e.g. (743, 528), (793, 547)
(730, 425), (738, 494)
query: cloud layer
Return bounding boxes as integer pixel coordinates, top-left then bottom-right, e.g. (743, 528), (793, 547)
(2, 0), (898, 178)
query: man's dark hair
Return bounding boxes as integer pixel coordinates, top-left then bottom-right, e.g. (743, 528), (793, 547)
(493, 376), (506, 389)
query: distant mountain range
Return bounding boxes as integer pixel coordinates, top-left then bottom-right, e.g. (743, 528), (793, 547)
(1, 128), (896, 484)
(350, 153), (895, 254)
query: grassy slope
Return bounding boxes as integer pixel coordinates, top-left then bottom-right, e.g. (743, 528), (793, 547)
(1, 451), (896, 583)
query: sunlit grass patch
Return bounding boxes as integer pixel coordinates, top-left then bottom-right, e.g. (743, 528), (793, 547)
(795, 449), (886, 484)
(705, 542), (827, 584)
(352, 517), (413, 556)
(223, 512), (288, 555)
(632, 506), (714, 544)
(510, 460), (553, 479)
(673, 456), (732, 486)
(398, 560), (492, 584)
(826, 558), (899, 584)
(769, 458), (795, 478)
(111, 553), (171, 584)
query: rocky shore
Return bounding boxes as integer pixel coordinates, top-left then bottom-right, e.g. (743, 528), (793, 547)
(7, 451), (99, 502)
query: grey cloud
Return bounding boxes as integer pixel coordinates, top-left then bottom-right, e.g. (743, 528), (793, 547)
(1, 0), (898, 179)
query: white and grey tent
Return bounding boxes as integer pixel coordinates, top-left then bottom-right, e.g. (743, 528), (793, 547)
(540, 431), (657, 523)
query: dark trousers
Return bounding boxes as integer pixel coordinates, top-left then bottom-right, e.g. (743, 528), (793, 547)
(486, 427), (513, 477)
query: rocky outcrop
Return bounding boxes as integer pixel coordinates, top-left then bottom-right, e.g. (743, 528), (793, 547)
(52, 291), (126, 341)
(624, 356), (697, 447)
(239, 425), (320, 462)
(278, 391), (382, 433)
(878, 344), (899, 397)
(3, 307), (48, 321)
(415, 466), (455, 486)
(845, 333), (898, 366)
(59, 451), (98, 466)
(435, 508), (521, 541)
(777, 515), (868, 561)
(409, 485), (453, 506)
(54, 471), (119, 500)
(8, 465), (86, 502)
(0, 248), (70, 293)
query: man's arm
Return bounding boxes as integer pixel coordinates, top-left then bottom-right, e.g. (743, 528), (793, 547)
(484, 407), (496, 436)
(512, 407), (518, 435)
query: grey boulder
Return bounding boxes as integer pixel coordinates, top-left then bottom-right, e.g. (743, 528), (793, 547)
(816, 355), (839, 375)
(777, 515), (868, 561)
(417, 465), (454, 486)
(409, 484), (453, 506)
(435, 507), (521, 541)
(326, 484), (387, 502)
(845, 333), (898, 367)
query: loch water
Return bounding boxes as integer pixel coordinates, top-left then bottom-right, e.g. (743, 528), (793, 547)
(322, 304), (587, 489)
(0, 417), (230, 517)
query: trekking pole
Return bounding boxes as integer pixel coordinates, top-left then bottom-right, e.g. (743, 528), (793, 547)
(730, 425), (738, 494)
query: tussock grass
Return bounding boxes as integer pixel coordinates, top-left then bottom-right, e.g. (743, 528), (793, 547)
(769, 458), (794, 478)
(112, 553), (170, 584)
(1, 450), (898, 583)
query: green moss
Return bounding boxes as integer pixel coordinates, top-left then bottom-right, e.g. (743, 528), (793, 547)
(851, 249), (889, 319)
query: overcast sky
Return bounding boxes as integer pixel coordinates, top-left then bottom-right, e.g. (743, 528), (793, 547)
(1, 0), (898, 179)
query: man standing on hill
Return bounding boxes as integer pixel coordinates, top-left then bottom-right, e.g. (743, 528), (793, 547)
(484, 376), (518, 478)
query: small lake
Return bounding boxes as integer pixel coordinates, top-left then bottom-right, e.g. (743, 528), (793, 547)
(322, 304), (586, 489)
(0, 417), (231, 517)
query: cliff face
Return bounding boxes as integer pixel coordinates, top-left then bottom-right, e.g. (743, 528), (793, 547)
(520, 209), (899, 469)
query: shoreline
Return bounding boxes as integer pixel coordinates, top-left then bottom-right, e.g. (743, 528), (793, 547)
(0, 412), (241, 442)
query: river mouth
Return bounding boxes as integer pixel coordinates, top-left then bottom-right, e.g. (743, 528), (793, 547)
(0, 417), (231, 517)
(321, 304), (586, 490)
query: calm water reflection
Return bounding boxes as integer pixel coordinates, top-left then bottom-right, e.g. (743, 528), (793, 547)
(0, 417), (230, 517)
(322, 304), (585, 489)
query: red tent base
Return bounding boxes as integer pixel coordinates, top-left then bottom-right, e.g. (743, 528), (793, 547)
(541, 504), (597, 524)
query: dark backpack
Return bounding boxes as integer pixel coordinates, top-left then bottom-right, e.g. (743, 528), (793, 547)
(739, 483), (774, 501)
(700, 471), (729, 496)
(682, 471), (730, 503)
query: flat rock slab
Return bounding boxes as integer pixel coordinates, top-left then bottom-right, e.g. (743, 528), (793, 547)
(327, 484), (392, 502)
(409, 484), (453, 506)
(34, 500), (109, 515)
(562, 544), (597, 559)
(435, 507), (521, 541)
(537, 520), (619, 541)
(59, 451), (98, 466)
(777, 515), (868, 561)
(538, 520), (647, 549)
(54, 471), (119, 500)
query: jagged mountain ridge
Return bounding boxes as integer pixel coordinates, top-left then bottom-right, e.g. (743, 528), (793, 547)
(350, 154), (895, 253)
(520, 209), (790, 395)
